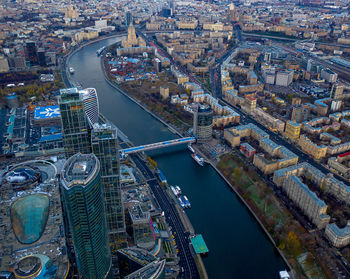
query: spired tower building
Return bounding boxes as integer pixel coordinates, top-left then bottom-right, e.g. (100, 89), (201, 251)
(121, 22), (146, 48)
(61, 153), (112, 279)
(91, 124), (126, 272)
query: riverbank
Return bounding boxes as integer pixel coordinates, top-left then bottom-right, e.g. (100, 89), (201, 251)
(100, 51), (185, 138)
(99, 42), (311, 278)
(211, 159), (295, 272)
(100, 52), (210, 279)
(215, 152), (332, 279)
(64, 35), (292, 278)
(61, 40), (210, 279)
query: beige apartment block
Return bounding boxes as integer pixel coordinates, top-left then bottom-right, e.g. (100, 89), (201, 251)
(325, 222), (350, 248)
(298, 135), (327, 160)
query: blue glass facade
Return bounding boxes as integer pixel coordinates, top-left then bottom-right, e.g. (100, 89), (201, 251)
(61, 153), (112, 279)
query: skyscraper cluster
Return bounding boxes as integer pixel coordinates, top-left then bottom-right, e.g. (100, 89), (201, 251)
(58, 87), (125, 278)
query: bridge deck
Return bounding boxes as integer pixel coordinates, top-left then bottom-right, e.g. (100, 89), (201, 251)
(120, 137), (195, 154)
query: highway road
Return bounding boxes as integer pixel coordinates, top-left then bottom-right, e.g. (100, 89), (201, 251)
(131, 154), (200, 279)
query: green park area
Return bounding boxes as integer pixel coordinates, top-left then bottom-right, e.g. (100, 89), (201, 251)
(0, 70), (64, 106)
(217, 153), (330, 278)
(120, 72), (193, 132)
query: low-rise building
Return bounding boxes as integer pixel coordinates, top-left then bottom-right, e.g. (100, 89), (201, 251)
(253, 108), (285, 132)
(176, 20), (198, 30)
(0, 55), (9, 73)
(325, 222), (350, 248)
(240, 142), (256, 158)
(298, 135), (327, 160)
(283, 175), (330, 229)
(275, 70), (294, 86)
(224, 123), (269, 147)
(253, 138), (298, 174)
(243, 96), (257, 113)
(193, 94), (240, 127)
(273, 163), (350, 206)
(321, 68), (338, 83)
(328, 152), (350, 179)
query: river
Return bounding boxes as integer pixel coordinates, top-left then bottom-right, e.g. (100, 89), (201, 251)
(67, 36), (286, 278)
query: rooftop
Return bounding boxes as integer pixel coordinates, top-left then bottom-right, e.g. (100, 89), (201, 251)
(61, 153), (100, 189)
(190, 234), (209, 254)
(11, 193), (50, 244)
(129, 203), (150, 223)
(118, 247), (156, 266)
(34, 105), (60, 120)
(327, 223), (350, 238)
(124, 259), (165, 279)
(0, 160), (68, 275)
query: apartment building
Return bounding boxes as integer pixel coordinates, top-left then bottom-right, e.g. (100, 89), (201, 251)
(325, 222), (350, 248)
(284, 121), (301, 140)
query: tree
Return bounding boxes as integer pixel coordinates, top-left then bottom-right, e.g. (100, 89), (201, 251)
(147, 156), (157, 169)
(305, 252), (314, 268)
(233, 167), (241, 179)
(264, 195), (272, 213)
(278, 240), (285, 250)
(286, 231), (302, 256)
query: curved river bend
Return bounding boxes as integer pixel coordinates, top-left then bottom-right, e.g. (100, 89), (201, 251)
(68, 37), (286, 278)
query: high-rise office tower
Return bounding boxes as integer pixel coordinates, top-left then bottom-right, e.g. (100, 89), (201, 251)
(61, 153), (112, 279)
(125, 11), (132, 26)
(37, 49), (47, 66)
(25, 41), (38, 66)
(80, 88), (99, 126)
(91, 124), (126, 271)
(58, 88), (91, 157)
(193, 104), (213, 143)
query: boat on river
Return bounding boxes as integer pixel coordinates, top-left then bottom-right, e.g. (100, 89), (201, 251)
(191, 153), (204, 166)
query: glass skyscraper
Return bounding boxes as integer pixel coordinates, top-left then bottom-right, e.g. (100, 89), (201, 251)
(81, 88), (99, 126)
(91, 124), (126, 271)
(61, 153), (112, 279)
(193, 104), (213, 143)
(58, 88), (91, 157)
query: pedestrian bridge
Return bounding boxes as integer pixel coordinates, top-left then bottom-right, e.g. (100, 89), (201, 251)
(120, 137), (195, 156)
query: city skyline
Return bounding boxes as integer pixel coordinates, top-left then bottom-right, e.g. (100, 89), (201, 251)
(1, 0), (350, 278)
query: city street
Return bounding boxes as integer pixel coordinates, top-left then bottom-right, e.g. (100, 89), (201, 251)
(131, 154), (200, 279)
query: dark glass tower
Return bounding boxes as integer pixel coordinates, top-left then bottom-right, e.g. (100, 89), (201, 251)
(37, 49), (46, 66)
(58, 88), (91, 157)
(91, 124), (126, 272)
(125, 11), (132, 26)
(193, 104), (213, 143)
(60, 153), (112, 279)
(25, 41), (38, 66)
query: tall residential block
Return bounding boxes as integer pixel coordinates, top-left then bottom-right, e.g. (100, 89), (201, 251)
(58, 88), (91, 157)
(91, 124), (126, 267)
(61, 153), (112, 279)
(284, 121), (301, 140)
